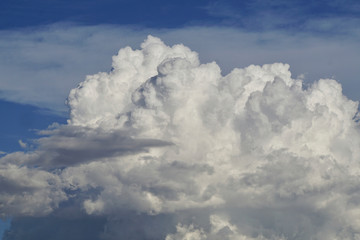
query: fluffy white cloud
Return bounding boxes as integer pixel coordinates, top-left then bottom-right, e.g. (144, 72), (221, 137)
(1, 36), (360, 239)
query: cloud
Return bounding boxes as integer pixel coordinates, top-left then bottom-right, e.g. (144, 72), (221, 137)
(0, 162), (67, 217)
(2, 36), (360, 239)
(17, 140), (27, 149)
(1, 23), (360, 114)
(2, 126), (172, 170)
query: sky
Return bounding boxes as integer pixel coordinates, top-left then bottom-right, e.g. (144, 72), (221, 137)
(1, 0), (360, 239)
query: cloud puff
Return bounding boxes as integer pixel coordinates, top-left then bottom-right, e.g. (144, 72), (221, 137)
(1, 36), (360, 239)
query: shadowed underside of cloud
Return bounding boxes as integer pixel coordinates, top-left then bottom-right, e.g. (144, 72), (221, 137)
(36, 126), (172, 168)
(1, 36), (360, 239)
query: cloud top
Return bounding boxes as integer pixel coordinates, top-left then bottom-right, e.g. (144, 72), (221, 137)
(1, 36), (360, 239)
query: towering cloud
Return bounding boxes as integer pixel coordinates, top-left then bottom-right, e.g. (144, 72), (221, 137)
(1, 36), (360, 239)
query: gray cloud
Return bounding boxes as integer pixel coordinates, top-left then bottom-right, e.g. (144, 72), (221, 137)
(35, 126), (172, 168)
(1, 127), (172, 171)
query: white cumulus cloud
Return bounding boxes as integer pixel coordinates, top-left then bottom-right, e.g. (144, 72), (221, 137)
(1, 36), (360, 239)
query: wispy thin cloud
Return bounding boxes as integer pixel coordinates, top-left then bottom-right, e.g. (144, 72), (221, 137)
(0, 23), (360, 115)
(205, 0), (360, 35)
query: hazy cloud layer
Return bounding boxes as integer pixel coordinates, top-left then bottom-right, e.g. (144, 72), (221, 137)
(0, 24), (360, 114)
(1, 37), (360, 239)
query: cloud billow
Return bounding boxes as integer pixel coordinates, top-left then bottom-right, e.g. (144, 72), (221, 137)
(1, 36), (360, 239)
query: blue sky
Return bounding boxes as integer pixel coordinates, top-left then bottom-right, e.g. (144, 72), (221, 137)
(1, 0), (360, 239)
(1, 0), (359, 30)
